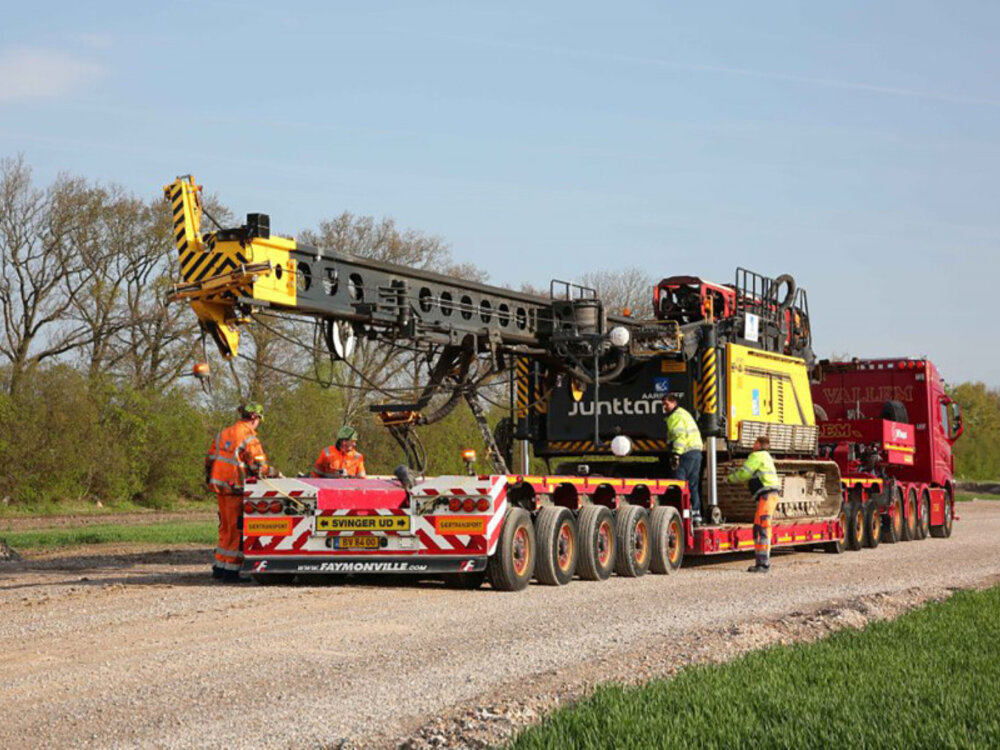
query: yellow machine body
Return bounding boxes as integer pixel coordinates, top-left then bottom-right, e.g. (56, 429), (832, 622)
(725, 343), (815, 441)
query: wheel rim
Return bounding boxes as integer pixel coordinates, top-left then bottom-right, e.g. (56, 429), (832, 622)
(892, 499), (902, 536)
(512, 526), (530, 576)
(839, 509), (848, 543)
(668, 519), (681, 564)
(557, 522), (574, 572)
(597, 520), (612, 566)
(634, 519), (649, 564)
(854, 509), (864, 544)
(906, 497), (916, 533)
(870, 512), (879, 539)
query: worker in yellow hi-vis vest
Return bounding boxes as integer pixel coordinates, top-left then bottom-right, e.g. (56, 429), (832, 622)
(662, 392), (704, 525)
(727, 436), (782, 573)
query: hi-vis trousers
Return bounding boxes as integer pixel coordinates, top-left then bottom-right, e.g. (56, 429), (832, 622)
(214, 493), (244, 572)
(753, 491), (781, 568)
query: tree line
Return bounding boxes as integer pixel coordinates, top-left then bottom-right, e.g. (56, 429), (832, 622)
(0, 156), (992, 509)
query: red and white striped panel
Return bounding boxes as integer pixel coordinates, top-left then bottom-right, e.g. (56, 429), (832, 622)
(410, 475), (507, 506)
(243, 477), (318, 499)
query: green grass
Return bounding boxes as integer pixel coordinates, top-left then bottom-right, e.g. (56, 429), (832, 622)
(512, 586), (1000, 749)
(956, 491), (1000, 503)
(0, 496), (207, 518)
(0, 520), (216, 551)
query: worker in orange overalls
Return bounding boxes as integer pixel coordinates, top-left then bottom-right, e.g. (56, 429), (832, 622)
(312, 426), (367, 478)
(727, 435), (782, 574)
(206, 402), (275, 582)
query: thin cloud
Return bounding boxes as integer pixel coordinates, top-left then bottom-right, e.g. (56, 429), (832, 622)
(0, 48), (106, 103)
(461, 37), (1000, 108)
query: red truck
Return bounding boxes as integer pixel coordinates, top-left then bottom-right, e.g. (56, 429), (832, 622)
(812, 357), (963, 549)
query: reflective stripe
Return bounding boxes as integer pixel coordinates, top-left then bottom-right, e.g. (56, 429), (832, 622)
(210, 455), (243, 468)
(209, 478), (235, 491)
(214, 560), (242, 571)
(215, 547), (244, 558)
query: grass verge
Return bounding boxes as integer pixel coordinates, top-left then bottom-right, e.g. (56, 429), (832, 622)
(512, 586), (1000, 749)
(0, 520), (216, 551)
(956, 491), (1000, 503)
(0, 496), (208, 518)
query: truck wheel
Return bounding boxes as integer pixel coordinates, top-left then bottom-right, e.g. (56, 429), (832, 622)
(846, 500), (865, 551)
(614, 505), (651, 578)
(930, 496), (954, 539)
(486, 508), (536, 591)
(901, 489), (917, 541)
(534, 507), (578, 586)
(916, 490), (931, 540)
(863, 502), (881, 549)
(881, 491), (902, 544)
(824, 504), (848, 554)
(650, 505), (684, 572)
(577, 505), (616, 581)
(251, 573), (296, 585)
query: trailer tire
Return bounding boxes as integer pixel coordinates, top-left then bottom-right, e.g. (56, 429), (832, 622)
(650, 505), (684, 572)
(577, 505), (616, 581)
(534, 507), (578, 586)
(863, 502), (881, 549)
(614, 505), (651, 578)
(824, 505), (848, 554)
(251, 573), (296, 585)
(930, 495), (954, 539)
(486, 508), (535, 592)
(881, 400), (909, 424)
(901, 488), (917, 541)
(916, 490), (931, 540)
(881, 489), (903, 543)
(846, 499), (865, 551)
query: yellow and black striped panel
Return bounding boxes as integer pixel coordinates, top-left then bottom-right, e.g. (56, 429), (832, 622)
(515, 357), (530, 419)
(700, 346), (718, 415)
(544, 439), (670, 454)
(178, 235), (250, 284)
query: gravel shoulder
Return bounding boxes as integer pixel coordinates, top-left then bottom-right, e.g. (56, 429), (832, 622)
(1, 502), (998, 749)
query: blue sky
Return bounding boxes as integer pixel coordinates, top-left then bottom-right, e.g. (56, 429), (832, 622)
(1, 1), (998, 385)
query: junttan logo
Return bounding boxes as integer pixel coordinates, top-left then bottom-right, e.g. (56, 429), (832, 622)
(568, 397), (663, 417)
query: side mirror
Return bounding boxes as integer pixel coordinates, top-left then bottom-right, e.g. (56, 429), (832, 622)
(951, 402), (964, 441)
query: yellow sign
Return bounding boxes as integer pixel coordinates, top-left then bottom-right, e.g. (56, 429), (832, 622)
(433, 516), (487, 535)
(316, 515), (410, 532)
(335, 536), (380, 549)
(660, 360), (686, 373)
(245, 517), (292, 537)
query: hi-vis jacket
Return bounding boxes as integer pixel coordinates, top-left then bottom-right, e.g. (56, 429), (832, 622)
(665, 407), (704, 454)
(312, 445), (367, 478)
(205, 420), (270, 495)
(727, 450), (781, 497)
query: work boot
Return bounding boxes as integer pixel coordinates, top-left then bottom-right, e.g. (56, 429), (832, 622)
(746, 564), (771, 574)
(211, 566), (224, 580)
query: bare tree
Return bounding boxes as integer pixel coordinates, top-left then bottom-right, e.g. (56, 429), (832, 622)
(0, 156), (102, 395)
(578, 267), (656, 319)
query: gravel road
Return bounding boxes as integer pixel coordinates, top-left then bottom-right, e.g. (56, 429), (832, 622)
(2, 501), (999, 749)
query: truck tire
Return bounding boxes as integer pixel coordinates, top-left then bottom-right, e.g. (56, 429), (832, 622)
(650, 505), (684, 573)
(252, 573), (296, 585)
(863, 502), (881, 549)
(824, 504), (848, 554)
(534, 507), (578, 586)
(881, 400), (909, 424)
(930, 496), (954, 539)
(486, 508), (535, 591)
(614, 505), (651, 578)
(881, 490), (902, 544)
(916, 490), (931, 540)
(577, 505), (616, 581)
(846, 500), (865, 551)
(901, 488), (917, 541)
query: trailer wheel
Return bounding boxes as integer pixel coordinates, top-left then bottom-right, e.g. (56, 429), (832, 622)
(881, 490), (903, 544)
(824, 505), (848, 554)
(251, 573), (296, 585)
(846, 500), (865, 551)
(650, 505), (684, 572)
(916, 490), (931, 540)
(486, 508), (536, 591)
(863, 502), (881, 549)
(614, 505), (651, 578)
(577, 505), (616, 581)
(901, 488), (917, 541)
(534, 507), (578, 586)
(930, 495), (954, 539)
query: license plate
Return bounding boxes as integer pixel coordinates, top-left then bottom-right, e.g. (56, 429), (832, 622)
(333, 536), (381, 550)
(315, 515), (410, 533)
